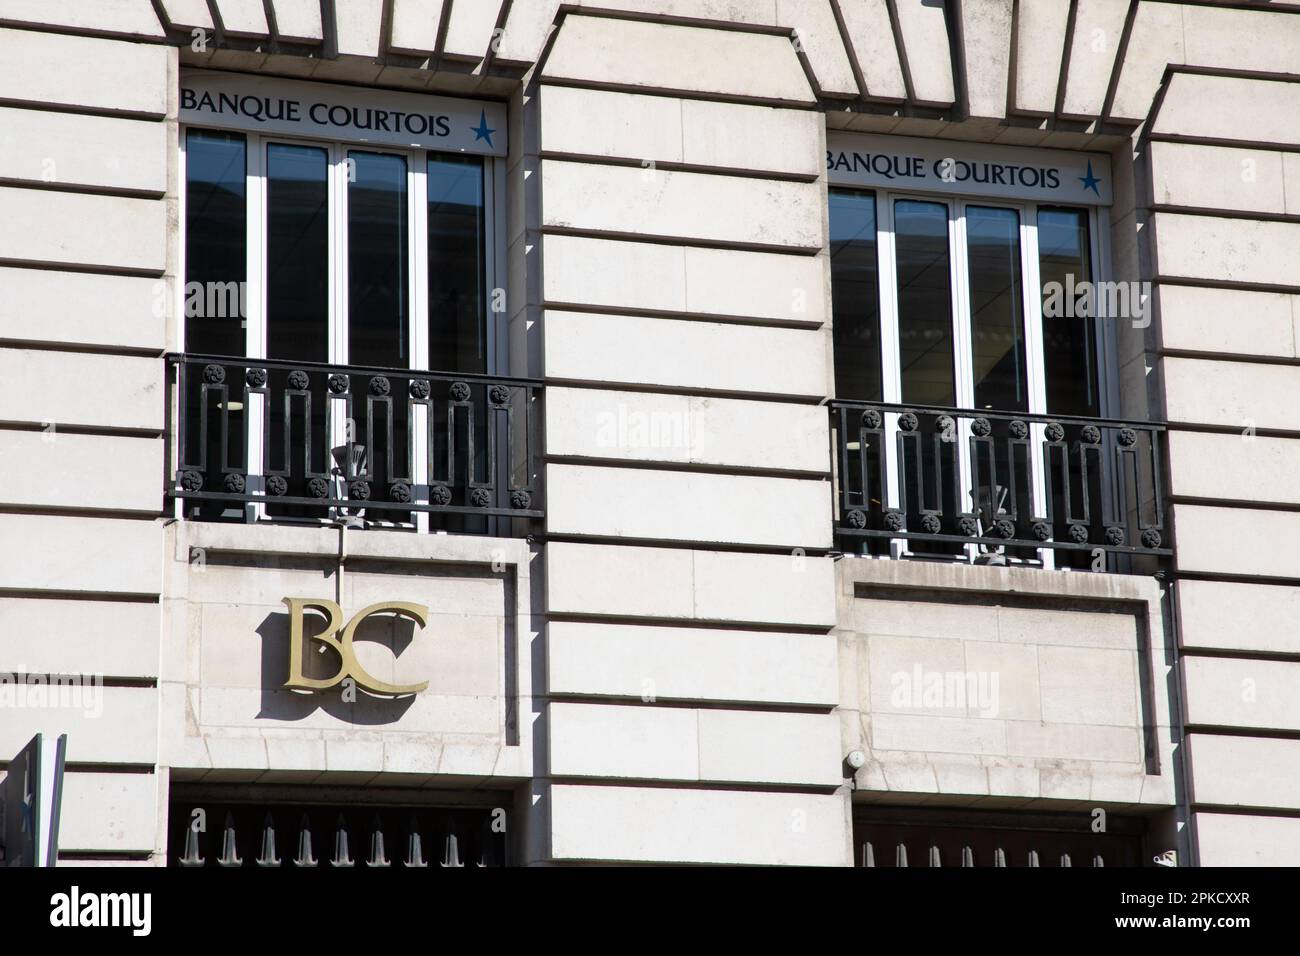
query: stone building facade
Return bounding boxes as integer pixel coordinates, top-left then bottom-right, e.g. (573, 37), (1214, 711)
(0, 0), (1296, 866)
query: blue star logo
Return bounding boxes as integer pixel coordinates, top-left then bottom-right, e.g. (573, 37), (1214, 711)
(471, 109), (495, 149)
(1079, 160), (1102, 196)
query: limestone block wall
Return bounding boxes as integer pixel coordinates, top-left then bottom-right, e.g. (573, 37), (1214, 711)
(1145, 68), (1300, 866)
(0, 23), (173, 863)
(528, 14), (847, 865)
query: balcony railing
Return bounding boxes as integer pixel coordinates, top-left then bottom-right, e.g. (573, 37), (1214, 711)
(166, 354), (542, 526)
(830, 401), (1169, 565)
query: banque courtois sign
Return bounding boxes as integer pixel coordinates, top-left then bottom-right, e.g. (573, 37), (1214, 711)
(180, 69), (507, 157)
(827, 132), (1112, 206)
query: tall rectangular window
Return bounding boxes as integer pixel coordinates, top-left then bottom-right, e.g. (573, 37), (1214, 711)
(829, 189), (882, 401)
(347, 151), (409, 369)
(266, 143), (329, 362)
(428, 154), (487, 374)
(1038, 207), (1098, 417)
(966, 205), (1027, 412)
(184, 129), (246, 358)
(894, 199), (955, 407)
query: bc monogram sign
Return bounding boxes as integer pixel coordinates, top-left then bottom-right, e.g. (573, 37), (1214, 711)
(283, 598), (429, 696)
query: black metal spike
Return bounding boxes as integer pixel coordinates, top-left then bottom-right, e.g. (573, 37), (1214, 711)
(404, 813), (427, 868)
(441, 820), (464, 868)
(217, 811), (242, 867)
(367, 814), (390, 867)
(179, 820), (205, 867)
(331, 813), (354, 867)
(294, 813), (317, 867)
(256, 811), (280, 867)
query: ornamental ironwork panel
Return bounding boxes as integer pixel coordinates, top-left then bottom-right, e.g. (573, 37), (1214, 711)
(830, 401), (1169, 563)
(166, 354), (542, 524)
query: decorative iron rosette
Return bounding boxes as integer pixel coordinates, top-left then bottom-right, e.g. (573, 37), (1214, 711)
(266, 475), (287, 497)
(897, 412), (919, 432)
(488, 384), (511, 407)
(1031, 521), (1052, 541)
(971, 417), (992, 437)
(409, 379), (431, 399)
(449, 381), (472, 402)
(1080, 424), (1102, 444)
(1104, 526), (1126, 546)
(845, 509), (868, 529)
(347, 479), (370, 501)
(202, 364), (226, 385)
(861, 409), (883, 429)
(958, 516), (979, 537)
(327, 373), (350, 395)
(179, 470), (204, 492)
(1140, 528), (1162, 549)
(307, 477), (330, 498)
(920, 514), (942, 534)
(510, 489), (532, 510)
(1007, 419), (1028, 439)
(223, 473), (246, 494)
(1118, 427), (1137, 447)
(287, 370), (310, 390)
(469, 487), (492, 508)
(430, 483), (452, 505)
(388, 481), (411, 503)
(369, 376), (391, 396)
(1068, 523), (1090, 543)
(994, 518), (1016, 539)
(883, 512), (905, 532)
(1045, 422), (1065, 442)
(245, 367), (267, 388)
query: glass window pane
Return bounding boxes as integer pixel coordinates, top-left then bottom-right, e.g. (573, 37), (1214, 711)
(966, 205), (1027, 412)
(266, 143), (329, 362)
(347, 151), (409, 369)
(895, 199), (954, 406)
(829, 189), (882, 401)
(184, 129), (246, 357)
(1038, 207), (1098, 416)
(428, 154), (486, 374)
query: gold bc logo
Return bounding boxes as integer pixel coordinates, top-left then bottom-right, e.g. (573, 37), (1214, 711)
(282, 597), (429, 696)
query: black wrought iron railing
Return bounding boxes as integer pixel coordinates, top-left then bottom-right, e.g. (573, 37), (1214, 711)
(830, 401), (1169, 562)
(166, 354), (542, 524)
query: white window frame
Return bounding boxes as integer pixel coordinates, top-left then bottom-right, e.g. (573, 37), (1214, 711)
(845, 187), (1113, 568)
(176, 124), (508, 529)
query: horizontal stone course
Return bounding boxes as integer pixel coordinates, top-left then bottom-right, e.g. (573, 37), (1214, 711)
(546, 542), (836, 627)
(549, 783), (850, 864)
(0, 28), (168, 116)
(547, 620), (837, 706)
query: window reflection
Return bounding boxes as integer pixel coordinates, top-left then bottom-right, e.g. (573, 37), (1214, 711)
(348, 151), (409, 369)
(184, 129), (246, 358)
(428, 155), (486, 374)
(266, 144), (328, 362)
(966, 206), (1026, 411)
(894, 199), (954, 406)
(1039, 207), (1097, 417)
(830, 189), (882, 401)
